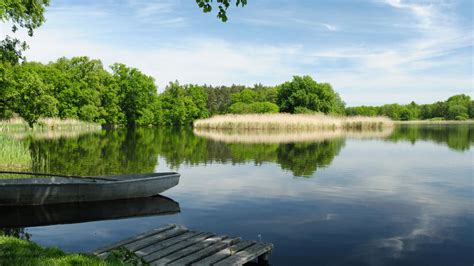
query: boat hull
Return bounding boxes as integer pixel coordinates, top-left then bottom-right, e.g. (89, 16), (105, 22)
(0, 172), (180, 206)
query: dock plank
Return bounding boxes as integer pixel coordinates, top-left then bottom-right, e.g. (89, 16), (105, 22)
(192, 240), (255, 266)
(214, 243), (274, 266)
(125, 225), (188, 252)
(94, 225), (273, 266)
(151, 235), (229, 265)
(168, 238), (241, 266)
(136, 231), (201, 257)
(94, 224), (176, 256)
(143, 233), (214, 263)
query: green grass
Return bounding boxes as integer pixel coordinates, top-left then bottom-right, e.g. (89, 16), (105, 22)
(0, 236), (131, 266)
(0, 135), (31, 171)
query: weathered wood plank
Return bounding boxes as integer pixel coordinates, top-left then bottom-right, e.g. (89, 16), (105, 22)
(143, 233), (214, 263)
(125, 225), (188, 252)
(168, 238), (241, 266)
(214, 243), (274, 266)
(135, 231), (201, 257)
(191, 240), (255, 266)
(94, 224), (176, 255)
(151, 235), (228, 266)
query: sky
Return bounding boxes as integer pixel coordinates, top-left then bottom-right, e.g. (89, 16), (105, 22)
(1, 0), (473, 105)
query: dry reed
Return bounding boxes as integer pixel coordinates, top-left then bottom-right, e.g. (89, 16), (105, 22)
(0, 117), (101, 132)
(194, 113), (393, 131)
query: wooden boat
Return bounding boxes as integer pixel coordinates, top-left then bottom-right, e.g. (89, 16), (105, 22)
(0, 171), (180, 206)
(0, 195), (180, 228)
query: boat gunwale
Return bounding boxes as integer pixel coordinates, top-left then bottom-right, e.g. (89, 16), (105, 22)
(0, 172), (180, 187)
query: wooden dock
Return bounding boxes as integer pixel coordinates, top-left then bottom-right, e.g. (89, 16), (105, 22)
(94, 224), (273, 265)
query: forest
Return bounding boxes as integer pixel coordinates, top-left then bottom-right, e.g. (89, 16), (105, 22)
(0, 58), (345, 127)
(0, 57), (472, 127)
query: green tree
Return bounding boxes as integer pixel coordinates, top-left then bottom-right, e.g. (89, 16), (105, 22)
(447, 105), (468, 120)
(0, 0), (50, 64)
(277, 76), (345, 114)
(111, 63), (159, 126)
(11, 70), (53, 126)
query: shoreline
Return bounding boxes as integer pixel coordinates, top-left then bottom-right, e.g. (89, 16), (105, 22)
(394, 120), (474, 125)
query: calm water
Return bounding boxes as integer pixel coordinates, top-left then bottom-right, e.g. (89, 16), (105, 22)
(1, 124), (473, 265)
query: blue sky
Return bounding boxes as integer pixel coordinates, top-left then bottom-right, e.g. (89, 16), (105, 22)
(2, 0), (473, 105)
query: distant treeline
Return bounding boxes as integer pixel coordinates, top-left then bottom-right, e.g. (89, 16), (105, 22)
(346, 95), (473, 121)
(0, 56), (471, 127)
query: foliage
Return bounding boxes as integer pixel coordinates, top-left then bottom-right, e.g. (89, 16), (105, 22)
(0, 0), (50, 64)
(111, 63), (160, 126)
(277, 75), (345, 114)
(160, 82), (209, 126)
(196, 0), (247, 22)
(228, 102), (279, 114)
(346, 94), (473, 121)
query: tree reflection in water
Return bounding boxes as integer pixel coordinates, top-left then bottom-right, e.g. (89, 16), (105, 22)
(0, 124), (470, 178)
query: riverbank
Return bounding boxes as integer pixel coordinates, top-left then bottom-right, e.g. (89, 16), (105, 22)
(194, 113), (393, 130)
(0, 236), (128, 265)
(394, 120), (474, 124)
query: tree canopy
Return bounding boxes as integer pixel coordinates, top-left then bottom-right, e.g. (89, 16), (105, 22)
(0, 0), (50, 64)
(277, 75), (345, 114)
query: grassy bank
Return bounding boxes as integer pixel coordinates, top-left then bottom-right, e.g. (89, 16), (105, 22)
(394, 120), (474, 125)
(194, 114), (393, 130)
(0, 236), (127, 266)
(0, 118), (101, 132)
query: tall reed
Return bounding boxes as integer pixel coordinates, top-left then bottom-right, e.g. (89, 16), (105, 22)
(0, 135), (32, 172)
(194, 113), (393, 131)
(0, 118), (101, 132)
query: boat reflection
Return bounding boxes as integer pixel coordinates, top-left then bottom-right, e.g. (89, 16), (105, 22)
(0, 195), (180, 228)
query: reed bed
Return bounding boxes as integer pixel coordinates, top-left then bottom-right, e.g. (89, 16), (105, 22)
(0, 118), (101, 132)
(194, 127), (394, 144)
(194, 113), (393, 131)
(0, 135), (31, 172)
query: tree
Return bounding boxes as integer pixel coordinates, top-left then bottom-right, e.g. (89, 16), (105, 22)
(196, 0), (248, 22)
(447, 105), (468, 120)
(111, 63), (159, 126)
(0, 0), (50, 64)
(277, 76), (345, 114)
(12, 69), (54, 126)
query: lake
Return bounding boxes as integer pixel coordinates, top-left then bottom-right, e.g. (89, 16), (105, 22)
(1, 124), (473, 265)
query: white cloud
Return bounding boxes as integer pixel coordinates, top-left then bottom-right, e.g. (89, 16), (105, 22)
(23, 28), (299, 90)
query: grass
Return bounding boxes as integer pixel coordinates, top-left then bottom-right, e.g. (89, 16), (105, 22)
(0, 117), (101, 132)
(194, 113), (393, 131)
(394, 120), (474, 124)
(0, 236), (131, 266)
(194, 127), (394, 144)
(0, 135), (31, 171)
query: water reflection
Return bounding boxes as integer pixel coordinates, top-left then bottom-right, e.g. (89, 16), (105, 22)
(0, 195), (180, 228)
(387, 124), (473, 151)
(0, 124), (471, 178)
(0, 124), (471, 265)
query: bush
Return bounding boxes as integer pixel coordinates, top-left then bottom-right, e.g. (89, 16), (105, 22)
(228, 101), (278, 114)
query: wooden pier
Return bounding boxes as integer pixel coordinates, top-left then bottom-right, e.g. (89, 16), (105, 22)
(94, 224), (273, 265)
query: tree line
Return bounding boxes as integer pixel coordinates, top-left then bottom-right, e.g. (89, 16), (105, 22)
(346, 94), (473, 121)
(1, 57), (346, 127)
(1, 57), (472, 127)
